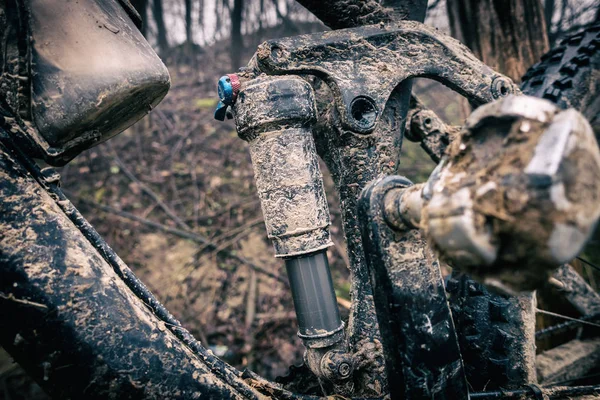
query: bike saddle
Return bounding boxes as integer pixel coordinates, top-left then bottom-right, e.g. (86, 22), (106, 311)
(0, 0), (170, 165)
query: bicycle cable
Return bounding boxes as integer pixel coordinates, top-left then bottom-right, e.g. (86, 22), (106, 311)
(576, 256), (600, 273)
(536, 309), (600, 329)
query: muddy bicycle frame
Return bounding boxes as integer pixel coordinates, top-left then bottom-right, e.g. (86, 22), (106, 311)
(1, 0), (600, 399)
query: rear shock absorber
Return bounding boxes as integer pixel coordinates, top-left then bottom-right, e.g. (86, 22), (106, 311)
(215, 74), (353, 386)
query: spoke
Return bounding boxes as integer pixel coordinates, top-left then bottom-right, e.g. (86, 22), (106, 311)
(536, 312), (600, 339)
(536, 308), (600, 329)
(577, 256), (600, 273)
(544, 372), (600, 387)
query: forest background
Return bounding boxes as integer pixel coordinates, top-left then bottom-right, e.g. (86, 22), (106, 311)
(1, 0), (599, 398)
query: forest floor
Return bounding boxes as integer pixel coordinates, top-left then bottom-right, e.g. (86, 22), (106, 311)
(0, 24), (470, 399)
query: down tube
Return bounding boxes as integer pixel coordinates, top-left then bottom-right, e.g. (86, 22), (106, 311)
(0, 139), (254, 399)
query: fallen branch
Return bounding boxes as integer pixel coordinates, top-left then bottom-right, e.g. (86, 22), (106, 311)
(243, 270), (258, 367)
(69, 195), (289, 286)
(108, 142), (191, 231)
(197, 216), (264, 255)
(331, 236), (351, 270)
(255, 311), (296, 321)
(185, 199), (261, 224)
(337, 297), (351, 310)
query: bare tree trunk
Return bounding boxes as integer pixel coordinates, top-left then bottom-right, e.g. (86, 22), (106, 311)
(271, 0), (298, 34)
(214, 0), (221, 39)
(152, 0), (169, 55)
(259, 0), (265, 30)
(198, 0), (205, 40)
(130, 0), (148, 37)
(447, 0), (549, 82)
(230, 0), (244, 69)
(185, 0), (193, 44)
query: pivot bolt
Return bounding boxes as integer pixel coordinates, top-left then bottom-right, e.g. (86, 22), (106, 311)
(349, 96), (378, 132)
(338, 361), (352, 378)
(320, 350), (354, 382)
(491, 76), (515, 99)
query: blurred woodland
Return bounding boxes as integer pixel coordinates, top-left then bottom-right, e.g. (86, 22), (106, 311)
(1, 0), (600, 398)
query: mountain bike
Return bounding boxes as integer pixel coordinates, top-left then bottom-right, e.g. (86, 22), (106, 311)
(1, 0), (599, 399)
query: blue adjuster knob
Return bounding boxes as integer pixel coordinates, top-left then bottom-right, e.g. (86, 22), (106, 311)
(214, 74), (241, 121)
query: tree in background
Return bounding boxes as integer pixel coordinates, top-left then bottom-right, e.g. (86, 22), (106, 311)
(130, 0), (315, 67)
(544, 0), (600, 46)
(231, 0), (244, 69)
(186, 0), (194, 45)
(130, 0), (149, 36)
(445, 0), (600, 82)
(446, 0), (549, 82)
(153, 0), (169, 55)
(132, 0), (600, 69)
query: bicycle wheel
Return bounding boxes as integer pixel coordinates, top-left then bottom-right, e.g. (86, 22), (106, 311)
(447, 22), (600, 392)
(521, 22), (600, 129)
(445, 274), (537, 391)
(521, 21), (600, 387)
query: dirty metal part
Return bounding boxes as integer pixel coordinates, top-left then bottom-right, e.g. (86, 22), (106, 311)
(269, 13), (428, 397)
(358, 176), (468, 399)
(383, 183), (424, 230)
(536, 338), (600, 385)
(405, 107), (461, 163)
(240, 12), (515, 396)
(255, 21), (518, 135)
(233, 75), (332, 258)
(0, 135), (258, 399)
(319, 350), (354, 382)
(285, 252), (344, 347)
(275, 363), (324, 396)
(231, 75), (351, 389)
(243, 12), (515, 396)
(294, 0), (427, 30)
(308, 79), (407, 397)
(417, 95), (600, 291)
(303, 346), (355, 396)
(1, 0), (170, 166)
(552, 264), (600, 316)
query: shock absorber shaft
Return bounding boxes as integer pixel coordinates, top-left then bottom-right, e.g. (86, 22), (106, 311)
(285, 251), (343, 342)
(228, 74), (344, 350)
